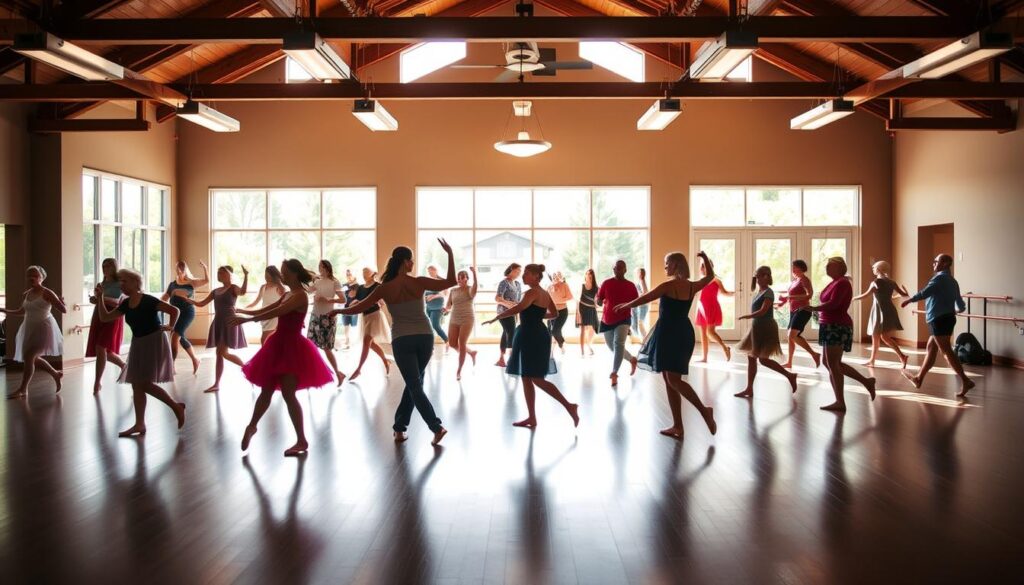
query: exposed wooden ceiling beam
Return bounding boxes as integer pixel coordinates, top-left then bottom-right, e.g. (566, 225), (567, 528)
(28, 117), (150, 132)
(5, 16), (980, 44)
(257, 0), (297, 16)
(6, 80), (1021, 101)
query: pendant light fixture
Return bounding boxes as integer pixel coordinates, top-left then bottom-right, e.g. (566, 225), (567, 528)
(494, 100), (552, 158)
(14, 32), (124, 81)
(690, 30), (758, 81)
(353, 99), (399, 132)
(901, 31), (1011, 79)
(790, 99), (855, 130)
(283, 31), (351, 81)
(637, 98), (682, 131)
(177, 100), (241, 132)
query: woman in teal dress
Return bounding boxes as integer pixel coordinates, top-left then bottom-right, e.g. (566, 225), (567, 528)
(615, 251), (718, 441)
(483, 264), (579, 430)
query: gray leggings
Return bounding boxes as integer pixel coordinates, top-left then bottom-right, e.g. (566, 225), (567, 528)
(602, 324), (634, 373)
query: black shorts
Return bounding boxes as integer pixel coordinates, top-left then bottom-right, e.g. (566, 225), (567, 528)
(928, 313), (957, 337)
(787, 310), (812, 333)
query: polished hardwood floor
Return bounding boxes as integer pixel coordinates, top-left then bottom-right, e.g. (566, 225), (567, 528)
(1, 340), (1023, 585)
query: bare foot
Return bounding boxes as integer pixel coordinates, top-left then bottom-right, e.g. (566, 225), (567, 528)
(335, 371), (346, 386)
(7, 390), (26, 399)
(629, 358), (638, 376)
(284, 441), (309, 457)
(957, 379), (976, 397)
(349, 369), (362, 381)
(191, 357), (200, 375)
(898, 354), (909, 369)
(513, 418), (537, 428)
(901, 370), (922, 389)
(610, 373), (619, 387)
(431, 427), (448, 445)
(53, 371), (64, 393)
(495, 360), (506, 368)
(659, 426), (683, 440)
(118, 425), (147, 437)
(394, 431), (408, 443)
(811, 352), (821, 368)
(865, 378), (877, 401)
(787, 373), (798, 393)
(702, 407), (717, 435)
(204, 385), (220, 394)
(456, 371), (462, 381)
(567, 403), (580, 428)
(175, 403), (187, 429)
(724, 347), (732, 362)
(469, 350), (477, 365)
(696, 358), (708, 363)
(241, 424), (257, 451)
(734, 388), (754, 398)
(588, 347), (595, 356)
(93, 382), (102, 395)
(820, 402), (847, 412)
(782, 362), (793, 370)
(865, 360), (876, 368)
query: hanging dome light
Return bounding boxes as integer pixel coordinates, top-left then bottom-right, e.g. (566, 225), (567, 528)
(493, 100), (552, 158)
(494, 131), (552, 157)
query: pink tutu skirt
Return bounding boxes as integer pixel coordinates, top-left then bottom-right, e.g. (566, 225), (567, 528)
(242, 317), (334, 390)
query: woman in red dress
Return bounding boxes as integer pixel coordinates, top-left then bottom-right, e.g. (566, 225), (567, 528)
(694, 257), (734, 362)
(86, 257), (126, 394)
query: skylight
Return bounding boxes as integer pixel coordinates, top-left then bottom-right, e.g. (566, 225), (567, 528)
(579, 42), (645, 83)
(725, 55), (752, 82)
(400, 42), (467, 83)
(285, 56), (314, 83)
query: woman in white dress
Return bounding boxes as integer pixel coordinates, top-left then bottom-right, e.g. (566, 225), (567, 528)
(445, 266), (479, 380)
(1, 265), (67, 399)
(240, 265), (287, 344)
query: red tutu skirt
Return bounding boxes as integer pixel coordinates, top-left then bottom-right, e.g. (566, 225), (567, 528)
(86, 309), (124, 357)
(241, 312), (334, 390)
(694, 281), (723, 327)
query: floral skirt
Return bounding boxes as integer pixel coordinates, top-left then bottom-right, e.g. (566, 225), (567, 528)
(307, 312), (338, 350)
(818, 324), (854, 352)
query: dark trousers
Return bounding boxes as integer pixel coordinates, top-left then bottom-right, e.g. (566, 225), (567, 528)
(174, 306), (195, 349)
(426, 309), (448, 342)
(499, 316), (517, 352)
(391, 334), (442, 433)
(549, 308), (569, 347)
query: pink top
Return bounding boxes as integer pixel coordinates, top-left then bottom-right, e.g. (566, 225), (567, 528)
(596, 278), (639, 326)
(699, 280), (720, 306)
(787, 277), (810, 311)
(819, 278), (853, 326)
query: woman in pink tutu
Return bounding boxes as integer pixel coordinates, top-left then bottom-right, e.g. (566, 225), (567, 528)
(230, 259), (333, 456)
(187, 265), (248, 393)
(694, 257), (733, 363)
(86, 257), (126, 394)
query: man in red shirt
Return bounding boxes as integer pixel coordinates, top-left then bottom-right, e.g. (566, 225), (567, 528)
(596, 260), (639, 386)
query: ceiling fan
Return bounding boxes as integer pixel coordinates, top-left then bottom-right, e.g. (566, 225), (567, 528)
(450, 41), (594, 82)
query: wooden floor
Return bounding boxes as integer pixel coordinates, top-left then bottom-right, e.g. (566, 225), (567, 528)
(2, 341), (1023, 585)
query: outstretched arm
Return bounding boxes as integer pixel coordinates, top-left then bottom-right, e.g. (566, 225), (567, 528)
(243, 285), (266, 310)
(335, 285), (384, 316)
(852, 282), (876, 301)
(613, 280), (669, 314)
(483, 289), (537, 324)
(718, 277), (735, 297)
(188, 290), (216, 308)
(242, 294), (288, 322)
(0, 294), (26, 316)
(232, 292), (306, 326)
(740, 296), (773, 320)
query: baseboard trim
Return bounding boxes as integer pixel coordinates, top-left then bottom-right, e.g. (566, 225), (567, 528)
(993, 355), (1024, 370)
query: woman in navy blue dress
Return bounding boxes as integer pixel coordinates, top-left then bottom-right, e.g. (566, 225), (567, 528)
(484, 264), (579, 429)
(615, 251), (717, 440)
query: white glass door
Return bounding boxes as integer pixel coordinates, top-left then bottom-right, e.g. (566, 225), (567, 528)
(694, 232), (740, 338)
(752, 231), (796, 335)
(803, 231), (854, 339)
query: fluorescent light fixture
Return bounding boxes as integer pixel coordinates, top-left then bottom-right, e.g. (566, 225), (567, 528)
(901, 31), (1012, 79)
(14, 32), (124, 81)
(285, 56), (314, 83)
(790, 99), (855, 130)
(579, 42), (645, 82)
(283, 31), (351, 80)
(353, 99), (398, 132)
(177, 101), (240, 132)
(690, 30), (758, 80)
(637, 98), (682, 131)
(494, 131), (552, 157)
(400, 42), (467, 83)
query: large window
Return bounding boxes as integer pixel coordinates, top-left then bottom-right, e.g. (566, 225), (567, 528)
(82, 170), (168, 299)
(211, 188), (376, 336)
(691, 186), (859, 227)
(417, 187), (650, 339)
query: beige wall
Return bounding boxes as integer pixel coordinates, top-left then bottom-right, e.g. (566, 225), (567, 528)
(0, 101), (30, 225)
(893, 116), (1024, 362)
(176, 92), (892, 338)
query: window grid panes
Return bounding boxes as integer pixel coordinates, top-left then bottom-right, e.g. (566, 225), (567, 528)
(417, 187), (650, 340)
(82, 170), (168, 301)
(690, 186), (859, 227)
(210, 188), (377, 339)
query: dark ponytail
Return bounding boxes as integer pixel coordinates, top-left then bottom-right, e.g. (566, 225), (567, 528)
(283, 258), (314, 287)
(382, 246), (413, 283)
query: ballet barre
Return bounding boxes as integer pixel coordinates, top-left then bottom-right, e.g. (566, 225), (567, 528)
(962, 293), (1015, 347)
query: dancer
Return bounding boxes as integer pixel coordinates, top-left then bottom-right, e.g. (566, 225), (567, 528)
(495, 263), (523, 367)
(775, 260), (820, 369)
(547, 271), (572, 353)
(808, 257), (877, 411)
(444, 266), (478, 380)
(2, 266), (65, 399)
(187, 265), (248, 393)
(576, 268), (599, 356)
(338, 242), (454, 445)
(309, 260), (346, 384)
(94, 269), (185, 437)
(631, 267), (649, 341)
(232, 259), (334, 456)
(424, 264), (450, 351)
(853, 260), (909, 368)
(734, 266), (799, 398)
(239, 265), (286, 344)
(615, 251), (718, 440)
(162, 260), (209, 374)
(900, 254), (973, 396)
(339, 267), (391, 381)
(596, 260), (639, 387)
(694, 257), (733, 363)
(483, 264), (579, 429)
(341, 268), (360, 350)
(86, 257), (125, 393)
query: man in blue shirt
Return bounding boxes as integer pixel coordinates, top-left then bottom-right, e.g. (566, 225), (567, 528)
(900, 254), (974, 396)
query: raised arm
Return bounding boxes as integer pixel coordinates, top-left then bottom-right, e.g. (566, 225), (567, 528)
(690, 252), (715, 293)
(470, 267), (478, 299)
(234, 265), (249, 297)
(190, 261), (210, 288)
(414, 238), (457, 292)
